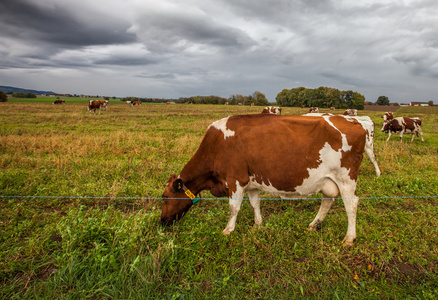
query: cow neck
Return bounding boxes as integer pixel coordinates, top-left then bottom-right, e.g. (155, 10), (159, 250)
(179, 160), (211, 198)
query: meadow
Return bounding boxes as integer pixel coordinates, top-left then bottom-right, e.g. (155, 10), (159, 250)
(1, 100), (437, 299)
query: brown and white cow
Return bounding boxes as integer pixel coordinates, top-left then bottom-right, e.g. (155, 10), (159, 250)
(304, 113), (381, 177)
(53, 99), (65, 104)
(88, 100), (102, 114)
(96, 100), (108, 110)
(132, 101), (142, 106)
(161, 114), (371, 246)
(343, 109), (357, 116)
(308, 107), (319, 113)
(381, 112), (394, 123)
(261, 106), (282, 115)
(381, 117), (424, 142)
(330, 107), (335, 112)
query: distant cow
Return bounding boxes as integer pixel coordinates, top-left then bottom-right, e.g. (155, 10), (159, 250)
(53, 99), (65, 104)
(161, 114), (374, 246)
(261, 106), (282, 115)
(96, 100), (108, 110)
(381, 117), (424, 142)
(88, 100), (102, 114)
(132, 101), (142, 106)
(343, 109), (357, 116)
(308, 107), (319, 113)
(330, 107), (335, 112)
(381, 112), (394, 123)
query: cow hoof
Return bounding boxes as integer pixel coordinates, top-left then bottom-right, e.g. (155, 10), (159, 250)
(222, 229), (232, 235)
(342, 238), (354, 247)
(308, 221), (321, 232)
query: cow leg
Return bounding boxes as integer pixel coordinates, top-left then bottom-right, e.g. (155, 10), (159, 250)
(223, 185), (245, 235)
(364, 143), (381, 177)
(386, 132), (391, 141)
(399, 131), (403, 141)
(308, 198), (334, 231)
(341, 191), (359, 246)
(248, 189), (262, 226)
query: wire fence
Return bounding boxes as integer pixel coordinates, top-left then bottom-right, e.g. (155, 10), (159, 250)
(1, 195), (437, 201)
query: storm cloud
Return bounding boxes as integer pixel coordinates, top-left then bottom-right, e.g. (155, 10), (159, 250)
(1, 0), (437, 103)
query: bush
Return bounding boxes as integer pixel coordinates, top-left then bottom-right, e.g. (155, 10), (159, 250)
(0, 90), (7, 102)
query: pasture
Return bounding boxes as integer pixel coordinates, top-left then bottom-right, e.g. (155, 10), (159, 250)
(1, 102), (437, 299)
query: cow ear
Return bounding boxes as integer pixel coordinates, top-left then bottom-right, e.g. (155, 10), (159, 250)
(172, 178), (184, 192)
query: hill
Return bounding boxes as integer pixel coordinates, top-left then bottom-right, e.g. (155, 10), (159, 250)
(0, 85), (54, 95)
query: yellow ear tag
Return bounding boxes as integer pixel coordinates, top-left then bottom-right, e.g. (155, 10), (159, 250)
(185, 189), (196, 199)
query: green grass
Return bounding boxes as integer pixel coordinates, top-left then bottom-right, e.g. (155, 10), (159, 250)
(1, 103), (437, 299)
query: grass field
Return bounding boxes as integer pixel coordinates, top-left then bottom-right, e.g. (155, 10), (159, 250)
(1, 102), (437, 299)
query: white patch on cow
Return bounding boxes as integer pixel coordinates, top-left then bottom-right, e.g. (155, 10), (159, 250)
(209, 117), (235, 139)
(322, 116), (352, 152)
(296, 142), (355, 195)
(305, 114), (381, 177)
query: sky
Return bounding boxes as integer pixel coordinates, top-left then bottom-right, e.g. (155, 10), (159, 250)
(1, 0), (438, 103)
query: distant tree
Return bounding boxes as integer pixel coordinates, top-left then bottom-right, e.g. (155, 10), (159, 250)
(0, 90), (7, 102)
(376, 96), (390, 106)
(275, 86), (364, 109)
(428, 100), (434, 106)
(252, 91), (269, 106)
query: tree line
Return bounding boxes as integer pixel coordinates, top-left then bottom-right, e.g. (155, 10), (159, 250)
(121, 91), (270, 106)
(11, 92), (37, 98)
(276, 86), (365, 109)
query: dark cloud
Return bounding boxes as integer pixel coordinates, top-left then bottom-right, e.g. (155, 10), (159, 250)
(132, 4), (256, 53)
(0, 0), (136, 47)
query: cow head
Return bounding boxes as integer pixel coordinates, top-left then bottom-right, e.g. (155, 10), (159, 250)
(160, 174), (197, 226)
(381, 121), (391, 133)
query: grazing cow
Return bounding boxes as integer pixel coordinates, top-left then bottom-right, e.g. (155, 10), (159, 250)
(343, 109), (358, 116)
(161, 114), (371, 246)
(381, 112), (394, 123)
(53, 99), (65, 104)
(261, 106), (282, 115)
(308, 107), (319, 113)
(96, 100), (108, 110)
(304, 113), (381, 177)
(381, 117), (424, 142)
(88, 100), (102, 114)
(330, 107), (335, 112)
(132, 101), (142, 106)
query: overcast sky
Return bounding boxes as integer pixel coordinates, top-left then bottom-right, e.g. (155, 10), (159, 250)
(1, 0), (437, 103)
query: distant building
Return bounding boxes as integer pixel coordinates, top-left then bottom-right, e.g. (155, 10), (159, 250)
(410, 101), (429, 106)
